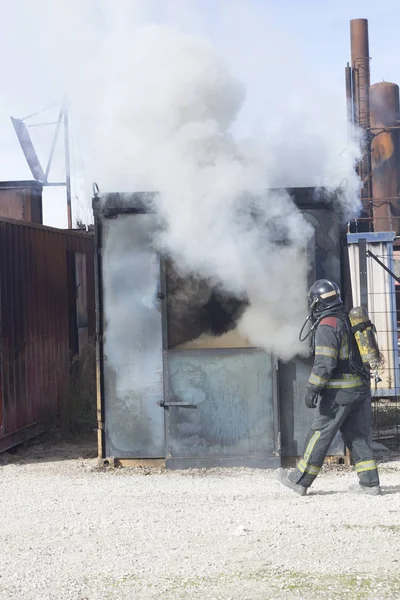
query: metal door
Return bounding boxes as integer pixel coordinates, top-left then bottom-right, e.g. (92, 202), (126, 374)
(279, 207), (345, 457)
(164, 349), (280, 469)
(101, 213), (165, 458)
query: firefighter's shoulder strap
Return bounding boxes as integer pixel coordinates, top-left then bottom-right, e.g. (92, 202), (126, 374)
(348, 306), (380, 369)
(350, 319), (376, 335)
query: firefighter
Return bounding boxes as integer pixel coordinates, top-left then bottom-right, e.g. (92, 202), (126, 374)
(276, 279), (381, 496)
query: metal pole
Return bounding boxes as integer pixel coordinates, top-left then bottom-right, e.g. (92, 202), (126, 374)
(367, 249), (400, 285)
(345, 63), (353, 125)
(45, 106), (64, 182)
(359, 238), (368, 309)
(63, 95), (72, 229)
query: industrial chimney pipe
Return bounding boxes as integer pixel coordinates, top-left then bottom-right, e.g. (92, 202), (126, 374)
(350, 19), (371, 129)
(350, 19), (372, 213)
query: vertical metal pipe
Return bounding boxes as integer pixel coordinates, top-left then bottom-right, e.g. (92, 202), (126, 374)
(359, 238), (368, 309)
(350, 19), (372, 217)
(92, 191), (105, 459)
(345, 63), (353, 125)
(370, 82), (400, 232)
(45, 106), (64, 182)
(63, 95), (72, 229)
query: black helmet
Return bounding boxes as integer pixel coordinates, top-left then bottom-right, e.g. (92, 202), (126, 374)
(308, 279), (342, 315)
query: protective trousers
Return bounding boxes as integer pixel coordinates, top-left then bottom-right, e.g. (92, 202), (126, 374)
(289, 390), (379, 488)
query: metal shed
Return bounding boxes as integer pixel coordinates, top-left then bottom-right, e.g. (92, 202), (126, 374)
(94, 188), (347, 468)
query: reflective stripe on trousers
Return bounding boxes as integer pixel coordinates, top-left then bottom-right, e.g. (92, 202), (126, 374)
(290, 391), (379, 489)
(297, 431), (321, 476)
(355, 460), (378, 473)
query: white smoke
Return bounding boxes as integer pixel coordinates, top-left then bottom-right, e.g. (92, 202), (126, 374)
(84, 20), (360, 359)
(8, 1), (362, 359)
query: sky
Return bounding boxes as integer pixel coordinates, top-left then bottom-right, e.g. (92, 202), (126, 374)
(0, 0), (399, 228)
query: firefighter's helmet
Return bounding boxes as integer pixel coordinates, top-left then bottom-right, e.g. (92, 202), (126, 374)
(308, 279), (342, 314)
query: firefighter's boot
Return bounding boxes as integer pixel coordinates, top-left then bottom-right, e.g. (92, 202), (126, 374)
(276, 468), (307, 496)
(348, 483), (381, 496)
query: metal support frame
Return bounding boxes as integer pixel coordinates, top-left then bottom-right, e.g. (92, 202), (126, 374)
(10, 94), (73, 228)
(44, 106), (63, 182)
(367, 249), (400, 285)
(93, 190), (106, 459)
(63, 99), (72, 229)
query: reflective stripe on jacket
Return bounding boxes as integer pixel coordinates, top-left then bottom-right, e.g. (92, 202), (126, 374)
(307, 313), (366, 392)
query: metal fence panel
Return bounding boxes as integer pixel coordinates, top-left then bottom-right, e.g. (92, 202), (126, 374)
(347, 232), (400, 455)
(347, 232), (400, 397)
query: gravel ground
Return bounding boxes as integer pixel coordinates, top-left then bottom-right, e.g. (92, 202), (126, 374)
(1, 436), (400, 600)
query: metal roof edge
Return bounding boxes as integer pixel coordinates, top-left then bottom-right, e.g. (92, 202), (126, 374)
(347, 231), (395, 244)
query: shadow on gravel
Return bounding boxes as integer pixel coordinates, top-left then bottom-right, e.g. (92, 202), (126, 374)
(0, 432), (97, 466)
(381, 485), (400, 495)
(305, 485), (400, 496)
(307, 490), (341, 496)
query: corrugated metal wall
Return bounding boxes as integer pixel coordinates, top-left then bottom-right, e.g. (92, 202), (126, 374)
(348, 232), (400, 397)
(0, 217), (95, 451)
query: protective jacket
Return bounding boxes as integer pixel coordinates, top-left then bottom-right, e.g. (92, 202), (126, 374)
(307, 309), (368, 394)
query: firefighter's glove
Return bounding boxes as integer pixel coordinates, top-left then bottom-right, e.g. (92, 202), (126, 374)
(304, 389), (319, 409)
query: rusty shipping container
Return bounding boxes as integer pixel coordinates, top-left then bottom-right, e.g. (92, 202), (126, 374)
(0, 217), (95, 452)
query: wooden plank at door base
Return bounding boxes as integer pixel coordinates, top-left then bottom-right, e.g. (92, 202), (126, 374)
(282, 454), (350, 469)
(101, 456), (351, 470)
(116, 459), (166, 469)
(325, 453), (351, 467)
(98, 457), (166, 469)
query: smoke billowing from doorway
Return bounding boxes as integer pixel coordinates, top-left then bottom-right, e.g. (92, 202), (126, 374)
(30, 2), (362, 359)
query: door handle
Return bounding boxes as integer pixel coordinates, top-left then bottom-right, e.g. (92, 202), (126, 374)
(158, 401), (197, 409)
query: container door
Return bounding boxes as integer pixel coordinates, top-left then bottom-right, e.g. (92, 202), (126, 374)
(162, 262), (280, 469)
(101, 213), (165, 458)
(279, 207), (345, 458)
(164, 349), (279, 469)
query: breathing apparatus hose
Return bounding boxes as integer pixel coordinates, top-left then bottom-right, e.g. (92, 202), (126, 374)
(298, 314), (318, 343)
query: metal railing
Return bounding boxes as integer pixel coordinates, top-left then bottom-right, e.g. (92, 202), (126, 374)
(358, 245), (400, 455)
